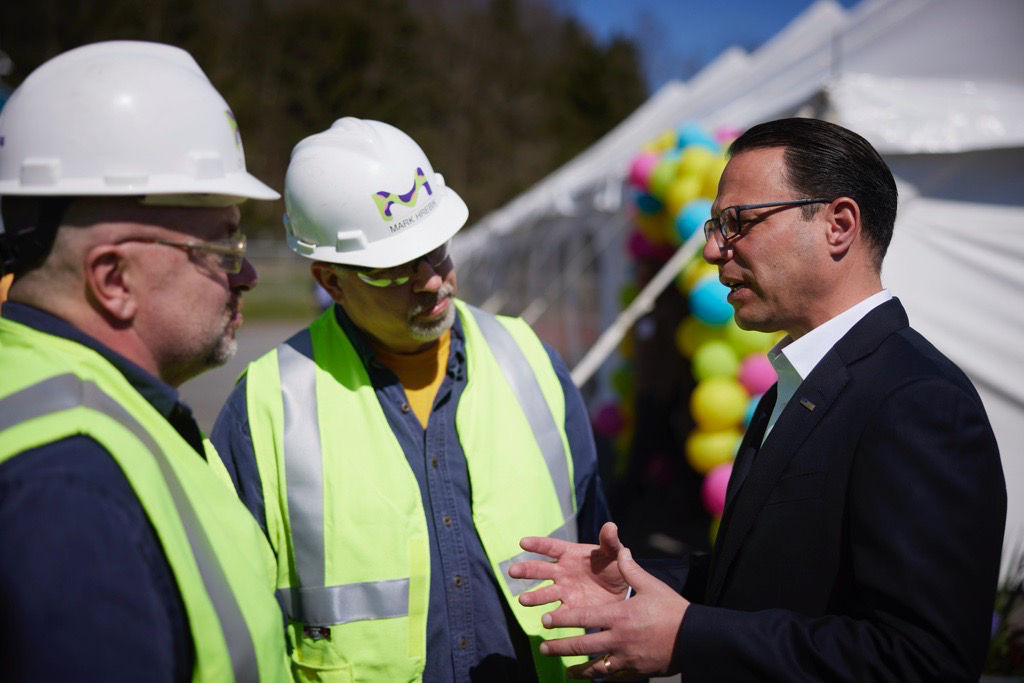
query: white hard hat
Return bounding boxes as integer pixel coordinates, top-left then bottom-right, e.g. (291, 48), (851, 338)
(0, 40), (278, 203)
(283, 117), (468, 268)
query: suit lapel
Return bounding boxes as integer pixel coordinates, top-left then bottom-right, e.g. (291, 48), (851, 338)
(704, 299), (910, 604)
(722, 387), (775, 514)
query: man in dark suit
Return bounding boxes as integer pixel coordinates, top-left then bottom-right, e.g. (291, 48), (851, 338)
(508, 118), (1006, 681)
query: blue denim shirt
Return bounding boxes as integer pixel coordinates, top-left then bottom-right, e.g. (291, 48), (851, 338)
(211, 305), (609, 682)
(0, 301), (200, 682)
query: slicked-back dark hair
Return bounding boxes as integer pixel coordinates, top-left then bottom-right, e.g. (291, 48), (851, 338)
(728, 118), (897, 267)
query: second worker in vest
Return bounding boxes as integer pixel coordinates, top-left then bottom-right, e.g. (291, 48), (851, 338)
(211, 117), (611, 682)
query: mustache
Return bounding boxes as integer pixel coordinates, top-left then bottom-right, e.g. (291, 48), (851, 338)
(409, 283), (454, 317)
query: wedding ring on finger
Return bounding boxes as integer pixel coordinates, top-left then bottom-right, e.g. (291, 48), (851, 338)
(602, 654), (613, 674)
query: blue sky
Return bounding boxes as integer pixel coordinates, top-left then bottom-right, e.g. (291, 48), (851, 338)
(556, 0), (861, 91)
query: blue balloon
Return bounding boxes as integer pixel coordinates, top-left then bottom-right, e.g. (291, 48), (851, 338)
(745, 394), (762, 426)
(675, 198), (714, 242)
(634, 191), (662, 215)
(676, 122), (719, 152)
(689, 276), (733, 326)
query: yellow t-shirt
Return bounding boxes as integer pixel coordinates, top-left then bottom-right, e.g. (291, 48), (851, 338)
(369, 330), (451, 429)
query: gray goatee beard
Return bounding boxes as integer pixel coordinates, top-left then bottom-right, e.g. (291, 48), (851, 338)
(408, 284), (456, 342)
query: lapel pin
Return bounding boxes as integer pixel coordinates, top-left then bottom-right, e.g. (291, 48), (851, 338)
(799, 397), (816, 411)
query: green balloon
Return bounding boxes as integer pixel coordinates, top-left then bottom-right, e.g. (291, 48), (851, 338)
(649, 159), (678, 200)
(692, 340), (739, 381)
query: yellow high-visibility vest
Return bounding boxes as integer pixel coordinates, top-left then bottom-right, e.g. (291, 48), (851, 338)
(0, 316), (289, 682)
(245, 300), (584, 681)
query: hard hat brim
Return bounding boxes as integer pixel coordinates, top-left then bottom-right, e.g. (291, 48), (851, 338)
(0, 171), (280, 202)
(289, 185), (469, 269)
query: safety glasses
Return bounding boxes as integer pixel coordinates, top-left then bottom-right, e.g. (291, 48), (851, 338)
(347, 241), (451, 288)
(118, 232), (247, 274)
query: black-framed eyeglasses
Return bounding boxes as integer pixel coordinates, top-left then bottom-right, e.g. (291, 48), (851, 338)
(345, 240), (451, 288)
(703, 198), (832, 248)
(118, 232), (247, 274)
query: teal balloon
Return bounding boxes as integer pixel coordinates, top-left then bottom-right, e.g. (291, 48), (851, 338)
(745, 394), (761, 426)
(634, 191), (663, 215)
(676, 122), (719, 152)
(689, 276), (733, 326)
(675, 198), (713, 242)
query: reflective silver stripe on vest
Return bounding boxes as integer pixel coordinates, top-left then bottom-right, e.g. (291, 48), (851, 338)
(277, 335), (326, 592)
(0, 374), (258, 682)
(466, 305), (577, 532)
(499, 514), (577, 596)
(276, 578), (409, 627)
(276, 334), (409, 628)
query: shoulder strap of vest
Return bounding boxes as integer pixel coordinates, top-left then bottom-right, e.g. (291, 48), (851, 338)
(459, 303), (579, 596)
(0, 373), (259, 682)
(461, 303), (575, 529)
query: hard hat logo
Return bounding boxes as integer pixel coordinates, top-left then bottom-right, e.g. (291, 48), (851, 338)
(373, 167), (433, 221)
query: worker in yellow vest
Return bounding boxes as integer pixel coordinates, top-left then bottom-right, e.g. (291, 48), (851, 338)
(0, 42), (288, 681)
(211, 118), (610, 681)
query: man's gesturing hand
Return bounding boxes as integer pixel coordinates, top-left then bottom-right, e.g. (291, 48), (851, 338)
(509, 522), (629, 611)
(537, 546), (689, 680)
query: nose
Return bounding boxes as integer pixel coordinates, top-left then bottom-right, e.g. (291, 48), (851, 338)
(411, 259), (445, 292)
(702, 235), (730, 265)
(229, 257), (259, 291)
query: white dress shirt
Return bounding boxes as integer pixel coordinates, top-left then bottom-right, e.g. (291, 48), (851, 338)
(762, 290), (893, 444)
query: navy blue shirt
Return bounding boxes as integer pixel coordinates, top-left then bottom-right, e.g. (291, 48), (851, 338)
(0, 302), (202, 682)
(211, 305), (609, 682)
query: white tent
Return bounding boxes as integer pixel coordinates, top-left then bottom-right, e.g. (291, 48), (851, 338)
(452, 0), (1024, 572)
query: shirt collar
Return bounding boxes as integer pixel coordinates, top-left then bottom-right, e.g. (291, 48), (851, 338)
(768, 289), (892, 382)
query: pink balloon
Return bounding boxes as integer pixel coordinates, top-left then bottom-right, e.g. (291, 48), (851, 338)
(701, 462), (732, 516)
(738, 355), (777, 396)
(626, 229), (675, 264)
(592, 402), (626, 439)
(628, 151), (661, 192)
(714, 125), (742, 145)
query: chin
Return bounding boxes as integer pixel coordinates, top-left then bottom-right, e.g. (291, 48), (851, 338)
(733, 313), (778, 334)
(409, 306), (456, 342)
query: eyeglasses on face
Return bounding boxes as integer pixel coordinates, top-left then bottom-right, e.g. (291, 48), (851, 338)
(117, 232), (247, 274)
(703, 198), (832, 248)
(348, 241), (451, 288)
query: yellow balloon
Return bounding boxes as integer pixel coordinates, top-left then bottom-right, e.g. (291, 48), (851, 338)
(664, 175), (702, 218)
(690, 376), (749, 430)
(701, 155), (729, 199)
(677, 147), (717, 180)
(653, 129), (678, 152)
(709, 516), (722, 545)
(634, 211), (672, 246)
(685, 427), (742, 474)
(678, 257), (718, 294)
(675, 316), (727, 358)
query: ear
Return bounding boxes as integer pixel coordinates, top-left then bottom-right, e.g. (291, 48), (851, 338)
(84, 245), (137, 322)
(311, 262), (345, 304)
(824, 197), (860, 259)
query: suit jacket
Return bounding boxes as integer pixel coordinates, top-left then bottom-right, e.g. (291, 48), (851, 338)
(672, 299), (1006, 681)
